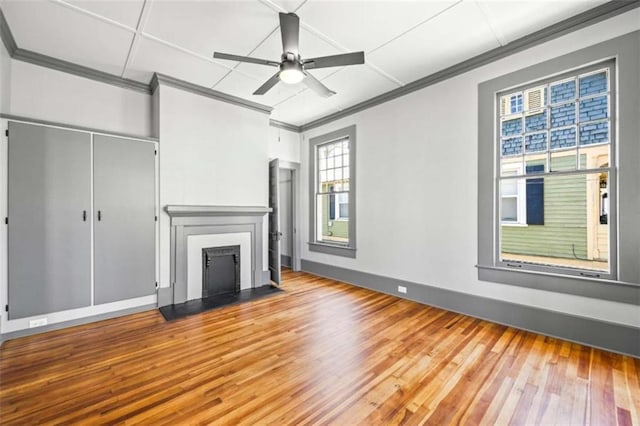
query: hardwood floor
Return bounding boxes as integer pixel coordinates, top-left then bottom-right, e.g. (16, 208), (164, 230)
(1, 269), (638, 425)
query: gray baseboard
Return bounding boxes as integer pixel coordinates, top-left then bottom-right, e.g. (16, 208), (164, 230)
(0, 304), (157, 345)
(301, 259), (640, 357)
(281, 254), (292, 268)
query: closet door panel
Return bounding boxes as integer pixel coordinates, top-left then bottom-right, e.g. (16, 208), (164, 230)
(8, 122), (92, 319)
(93, 135), (156, 304)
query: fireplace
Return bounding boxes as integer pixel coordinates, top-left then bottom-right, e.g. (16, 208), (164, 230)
(202, 245), (240, 298)
(161, 205), (271, 307)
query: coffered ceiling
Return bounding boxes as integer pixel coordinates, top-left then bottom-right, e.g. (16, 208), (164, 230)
(1, 0), (607, 126)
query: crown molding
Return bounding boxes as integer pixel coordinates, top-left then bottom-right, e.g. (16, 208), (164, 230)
(152, 73), (272, 115)
(299, 0), (640, 132)
(269, 119), (302, 133)
(0, 7), (17, 56)
(13, 48), (151, 94)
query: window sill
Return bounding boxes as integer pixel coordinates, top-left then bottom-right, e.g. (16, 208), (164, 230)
(501, 222), (528, 227)
(308, 242), (356, 258)
(475, 264), (639, 305)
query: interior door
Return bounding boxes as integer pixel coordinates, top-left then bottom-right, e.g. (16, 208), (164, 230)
(268, 158), (281, 284)
(93, 135), (156, 304)
(8, 122), (92, 319)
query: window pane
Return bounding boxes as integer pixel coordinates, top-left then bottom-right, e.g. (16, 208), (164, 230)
(316, 194), (349, 245)
(327, 169), (335, 181)
(550, 79), (576, 104)
(525, 111), (547, 132)
(550, 103), (576, 127)
(327, 156), (334, 169)
(579, 121), (609, 146)
(335, 168), (343, 180)
(502, 137), (523, 156)
(500, 172), (609, 272)
(335, 155), (343, 168)
(333, 143), (343, 156)
(319, 170), (327, 184)
(550, 127), (576, 149)
(550, 152), (578, 172)
(319, 146), (326, 160)
(525, 133), (547, 153)
(579, 95), (608, 122)
(579, 71), (607, 97)
(501, 156), (523, 177)
(578, 143), (609, 170)
(502, 118), (522, 137)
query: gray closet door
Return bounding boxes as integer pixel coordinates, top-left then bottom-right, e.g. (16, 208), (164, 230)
(93, 135), (156, 304)
(8, 122), (92, 319)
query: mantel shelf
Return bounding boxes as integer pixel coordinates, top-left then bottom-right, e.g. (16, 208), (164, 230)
(165, 205), (271, 217)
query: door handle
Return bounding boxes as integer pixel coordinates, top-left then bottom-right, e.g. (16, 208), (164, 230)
(97, 210), (102, 221)
(82, 210), (87, 221)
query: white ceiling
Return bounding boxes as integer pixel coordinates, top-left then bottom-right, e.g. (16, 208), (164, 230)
(2, 0), (607, 126)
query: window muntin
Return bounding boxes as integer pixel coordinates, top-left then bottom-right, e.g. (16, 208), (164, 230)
(497, 65), (613, 276)
(315, 138), (350, 245)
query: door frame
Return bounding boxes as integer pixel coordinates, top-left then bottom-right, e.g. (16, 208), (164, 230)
(278, 160), (301, 271)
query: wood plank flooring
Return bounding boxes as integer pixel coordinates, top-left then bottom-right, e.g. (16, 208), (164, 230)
(1, 269), (638, 425)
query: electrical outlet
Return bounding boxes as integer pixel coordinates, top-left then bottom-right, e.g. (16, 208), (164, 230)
(398, 286), (407, 294)
(29, 318), (48, 328)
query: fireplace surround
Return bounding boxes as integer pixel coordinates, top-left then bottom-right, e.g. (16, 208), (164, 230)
(160, 205), (271, 307)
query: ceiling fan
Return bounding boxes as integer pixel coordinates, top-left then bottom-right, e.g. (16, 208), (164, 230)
(213, 12), (365, 97)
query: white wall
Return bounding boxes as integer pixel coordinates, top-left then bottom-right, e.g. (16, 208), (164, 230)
(158, 85), (270, 287)
(6, 60), (152, 137)
(300, 10), (640, 327)
(268, 125), (300, 164)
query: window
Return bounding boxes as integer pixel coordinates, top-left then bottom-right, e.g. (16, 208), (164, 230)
(497, 64), (614, 276)
(478, 32), (640, 304)
(308, 125), (356, 258)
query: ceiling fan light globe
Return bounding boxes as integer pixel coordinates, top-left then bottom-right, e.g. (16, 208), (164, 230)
(279, 69), (304, 85)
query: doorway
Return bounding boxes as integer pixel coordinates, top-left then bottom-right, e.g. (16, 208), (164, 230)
(279, 168), (294, 270)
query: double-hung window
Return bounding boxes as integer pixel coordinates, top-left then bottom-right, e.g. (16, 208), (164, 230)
(478, 32), (640, 304)
(497, 63), (615, 276)
(308, 125), (356, 258)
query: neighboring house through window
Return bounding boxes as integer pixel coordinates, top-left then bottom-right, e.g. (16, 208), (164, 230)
(497, 63), (613, 275)
(308, 125), (356, 258)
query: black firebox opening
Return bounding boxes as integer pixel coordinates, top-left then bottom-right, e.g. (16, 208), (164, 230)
(202, 245), (241, 298)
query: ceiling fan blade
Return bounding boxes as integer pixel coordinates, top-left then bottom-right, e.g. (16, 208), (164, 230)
(279, 12), (300, 55)
(303, 72), (335, 97)
(214, 52), (279, 67)
(303, 52), (365, 70)
(253, 72), (281, 95)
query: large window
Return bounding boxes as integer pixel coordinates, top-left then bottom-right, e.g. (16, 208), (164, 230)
(497, 63), (614, 276)
(477, 32), (640, 304)
(308, 125), (356, 258)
